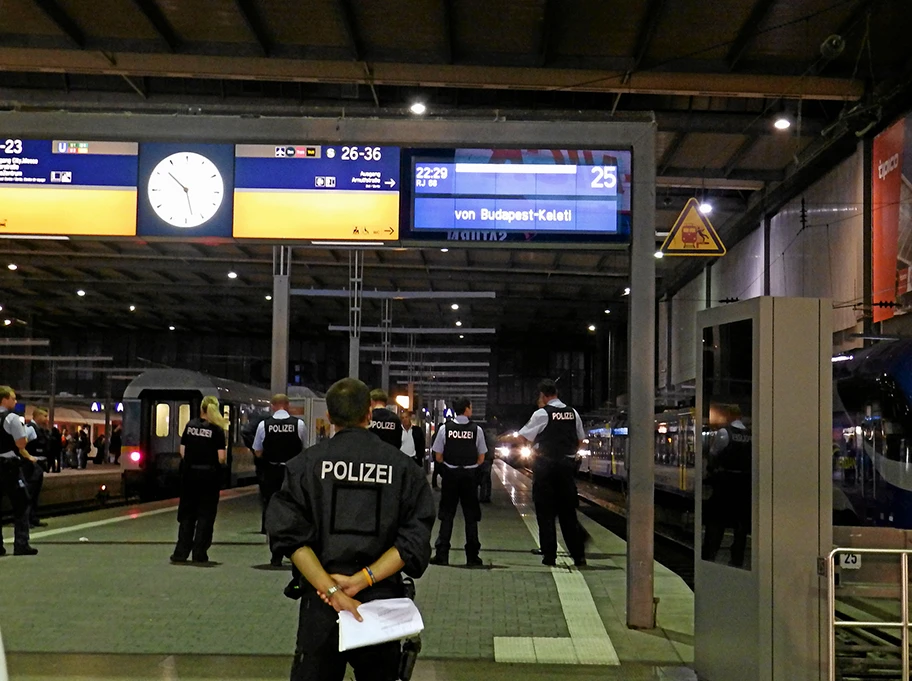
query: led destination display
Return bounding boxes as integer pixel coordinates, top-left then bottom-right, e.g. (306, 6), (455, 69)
(410, 148), (632, 239)
(0, 139), (138, 236)
(233, 144), (400, 240)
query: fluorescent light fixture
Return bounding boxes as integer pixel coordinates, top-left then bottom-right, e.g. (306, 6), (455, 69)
(451, 303), (459, 310)
(440, 248), (449, 253)
(410, 102), (427, 115)
(76, 289), (86, 297)
(699, 203), (713, 214)
(129, 305), (136, 312)
(604, 309), (611, 314)
(774, 117), (791, 130)
(0, 234), (70, 241)
(7, 263), (17, 271)
(623, 287), (630, 296)
(227, 271), (238, 279)
(831, 355), (854, 363)
(654, 251), (664, 259)
(265, 295), (273, 301)
(588, 324), (596, 331)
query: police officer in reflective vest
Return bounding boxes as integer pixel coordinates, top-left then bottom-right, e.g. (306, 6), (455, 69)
(267, 378), (435, 681)
(170, 396), (228, 564)
(0, 385), (38, 555)
(519, 380), (586, 567)
(368, 389), (403, 449)
(254, 393), (306, 566)
(430, 397), (487, 567)
(24, 407), (50, 527)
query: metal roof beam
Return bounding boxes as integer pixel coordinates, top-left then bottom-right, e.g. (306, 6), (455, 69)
(31, 0), (85, 48)
(390, 371), (488, 378)
(233, 0), (272, 56)
(439, 0), (455, 63)
(335, 0), (363, 61)
(661, 167), (783, 183)
(371, 360), (489, 367)
(722, 134), (761, 178)
(726, 0), (778, 71)
(129, 0), (180, 52)
(537, 0), (558, 67)
(329, 325), (494, 334)
(0, 355), (112, 361)
(361, 346), (490, 353)
(658, 131), (685, 175)
(292, 289), (496, 299)
(625, 0), (667, 81)
(0, 339), (50, 347)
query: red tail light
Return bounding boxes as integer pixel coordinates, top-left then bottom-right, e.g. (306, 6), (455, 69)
(129, 451), (141, 463)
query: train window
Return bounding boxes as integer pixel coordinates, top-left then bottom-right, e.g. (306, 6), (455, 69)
(154, 403), (170, 437)
(222, 405), (232, 438)
(177, 403), (191, 436)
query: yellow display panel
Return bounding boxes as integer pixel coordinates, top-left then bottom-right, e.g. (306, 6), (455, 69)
(233, 190), (399, 240)
(0, 186), (137, 236)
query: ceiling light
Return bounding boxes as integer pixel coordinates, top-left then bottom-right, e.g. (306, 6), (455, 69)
(774, 117), (791, 130)
(604, 309), (611, 314)
(588, 324), (596, 332)
(451, 303), (459, 310)
(265, 295), (273, 301)
(654, 251), (664, 259)
(459, 334), (464, 339)
(410, 102), (427, 115)
(440, 248), (449, 253)
(129, 305), (136, 312)
(168, 325), (175, 331)
(3, 319), (11, 326)
(0, 305), (3, 311)
(7, 264), (17, 271)
(623, 287), (630, 296)
(227, 271), (238, 279)
(455, 320), (463, 327)
(76, 289), (86, 296)
(699, 203), (713, 214)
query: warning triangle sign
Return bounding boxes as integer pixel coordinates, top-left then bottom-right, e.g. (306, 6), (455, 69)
(660, 198), (726, 256)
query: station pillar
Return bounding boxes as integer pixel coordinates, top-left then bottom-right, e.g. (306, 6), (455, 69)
(348, 250), (363, 379)
(271, 246), (291, 396)
(695, 297), (831, 681)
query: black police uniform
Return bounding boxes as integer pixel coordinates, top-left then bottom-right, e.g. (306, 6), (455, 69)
(267, 428), (435, 681)
(0, 408), (31, 553)
(260, 413), (304, 563)
(434, 421), (484, 563)
(172, 417), (226, 562)
(368, 407), (403, 449)
(532, 405), (585, 564)
(24, 420), (48, 526)
(701, 421), (751, 567)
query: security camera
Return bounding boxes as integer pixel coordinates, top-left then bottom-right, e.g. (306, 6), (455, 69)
(820, 34), (845, 60)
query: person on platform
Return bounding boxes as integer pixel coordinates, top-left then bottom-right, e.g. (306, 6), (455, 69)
(478, 428), (496, 503)
(266, 378), (435, 681)
(0, 386), (38, 556)
(169, 396), (228, 564)
(430, 397), (487, 567)
(367, 389), (403, 449)
(254, 394), (306, 566)
(400, 410), (425, 466)
(24, 407), (50, 527)
(108, 424), (122, 465)
(518, 379), (587, 567)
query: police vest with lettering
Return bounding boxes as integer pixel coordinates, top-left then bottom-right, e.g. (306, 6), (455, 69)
(26, 421), (48, 457)
(536, 405), (578, 459)
(443, 421), (480, 467)
(261, 415), (302, 464)
(368, 408), (403, 449)
(0, 408), (18, 456)
(181, 417), (224, 467)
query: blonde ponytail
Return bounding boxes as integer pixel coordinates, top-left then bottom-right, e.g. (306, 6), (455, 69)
(200, 395), (229, 431)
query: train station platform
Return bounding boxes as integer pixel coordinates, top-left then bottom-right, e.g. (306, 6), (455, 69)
(0, 461), (695, 681)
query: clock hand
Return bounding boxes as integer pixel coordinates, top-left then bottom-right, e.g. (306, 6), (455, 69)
(186, 190), (193, 216)
(168, 172), (189, 192)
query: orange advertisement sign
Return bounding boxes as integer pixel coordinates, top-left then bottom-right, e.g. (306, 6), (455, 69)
(872, 119), (905, 323)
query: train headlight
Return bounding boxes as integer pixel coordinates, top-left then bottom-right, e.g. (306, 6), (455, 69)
(496, 446), (510, 457)
(520, 446), (532, 458)
(129, 451), (141, 463)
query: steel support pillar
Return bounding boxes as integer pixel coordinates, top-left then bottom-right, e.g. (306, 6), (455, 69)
(271, 246), (292, 396)
(863, 136), (873, 345)
(348, 250), (364, 379)
(381, 298), (392, 392)
(627, 125), (657, 630)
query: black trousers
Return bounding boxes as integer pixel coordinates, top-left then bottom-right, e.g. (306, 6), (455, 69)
(261, 463), (286, 560)
(291, 590), (401, 681)
(532, 457), (584, 562)
(477, 461), (492, 502)
(435, 467), (481, 558)
(174, 467), (221, 560)
(431, 461), (441, 487)
(0, 459), (31, 548)
(21, 459), (44, 525)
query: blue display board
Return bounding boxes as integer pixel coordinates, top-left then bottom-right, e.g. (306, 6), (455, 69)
(404, 148), (632, 244)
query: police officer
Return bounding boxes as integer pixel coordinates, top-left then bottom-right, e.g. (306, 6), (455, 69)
(0, 386), (38, 556)
(430, 397), (486, 567)
(368, 389), (403, 449)
(267, 378), (435, 681)
(24, 407), (50, 527)
(170, 396), (228, 564)
(254, 393), (306, 566)
(518, 380), (586, 567)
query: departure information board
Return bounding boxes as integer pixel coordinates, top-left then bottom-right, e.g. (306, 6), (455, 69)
(233, 144), (400, 240)
(0, 139), (138, 236)
(407, 148), (632, 243)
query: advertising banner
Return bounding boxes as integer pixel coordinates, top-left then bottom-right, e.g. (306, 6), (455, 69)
(872, 117), (907, 322)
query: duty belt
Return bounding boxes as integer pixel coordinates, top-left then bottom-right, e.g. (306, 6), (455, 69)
(442, 462), (479, 469)
(189, 464), (218, 471)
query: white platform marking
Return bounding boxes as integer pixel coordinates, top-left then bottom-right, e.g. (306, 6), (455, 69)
(493, 461), (620, 665)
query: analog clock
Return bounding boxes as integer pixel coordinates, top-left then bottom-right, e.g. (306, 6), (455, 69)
(147, 152), (224, 228)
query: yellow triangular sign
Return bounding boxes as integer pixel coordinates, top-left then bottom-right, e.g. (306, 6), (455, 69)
(661, 198), (726, 256)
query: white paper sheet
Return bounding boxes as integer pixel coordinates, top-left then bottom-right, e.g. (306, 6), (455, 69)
(338, 598), (424, 652)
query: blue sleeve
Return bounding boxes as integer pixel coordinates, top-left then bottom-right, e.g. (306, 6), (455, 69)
(431, 426), (446, 454)
(476, 426), (487, 454)
(298, 419), (307, 447)
(252, 421), (266, 451)
(518, 409), (548, 442)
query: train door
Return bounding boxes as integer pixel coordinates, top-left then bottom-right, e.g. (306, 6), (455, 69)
(145, 393), (196, 486)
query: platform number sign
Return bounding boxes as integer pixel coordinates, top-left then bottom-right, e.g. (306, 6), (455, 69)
(839, 553), (862, 570)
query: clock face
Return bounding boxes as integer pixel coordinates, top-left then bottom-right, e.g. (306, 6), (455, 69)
(147, 152), (224, 228)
